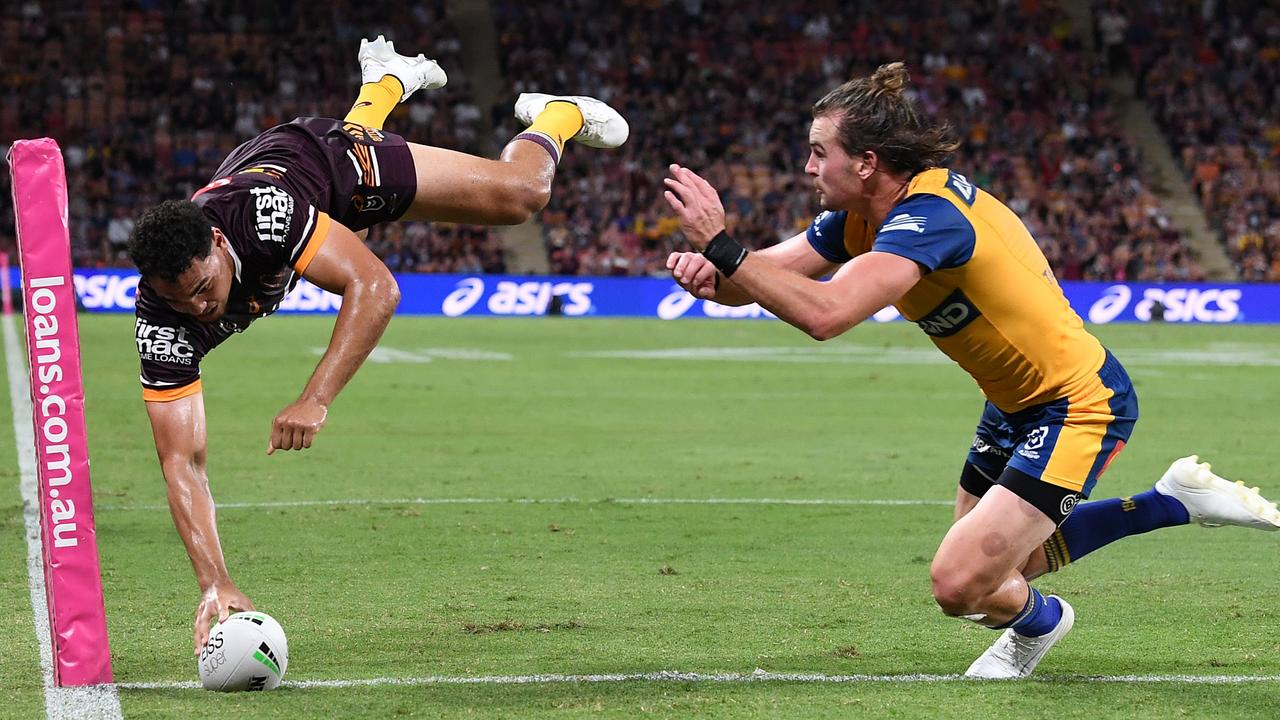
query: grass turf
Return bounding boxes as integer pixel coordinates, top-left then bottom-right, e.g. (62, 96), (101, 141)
(2, 316), (1278, 718)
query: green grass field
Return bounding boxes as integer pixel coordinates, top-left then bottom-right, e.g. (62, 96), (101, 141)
(2, 315), (1279, 718)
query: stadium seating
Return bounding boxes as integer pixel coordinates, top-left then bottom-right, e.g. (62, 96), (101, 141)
(492, 0), (1202, 281)
(1127, 2), (1280, 280)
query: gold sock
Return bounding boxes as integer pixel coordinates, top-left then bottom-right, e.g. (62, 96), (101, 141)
(526, 101), (584, 155)
(344, 75), (405, 130)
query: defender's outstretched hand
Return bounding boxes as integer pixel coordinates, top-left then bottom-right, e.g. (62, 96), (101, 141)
(267, 398), (328, 454)
(663, 164), (726, 250)
(666, 252), (720, 299)
(194, 580), (254, 656)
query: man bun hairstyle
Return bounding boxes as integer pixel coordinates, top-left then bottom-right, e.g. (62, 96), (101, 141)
(127, 200), (214, 281)
(812, 62), (960, 175)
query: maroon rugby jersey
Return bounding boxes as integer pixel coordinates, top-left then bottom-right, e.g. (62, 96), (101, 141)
(135, 173), (331, 401)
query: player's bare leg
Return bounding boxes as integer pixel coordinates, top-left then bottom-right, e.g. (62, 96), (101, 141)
(932, 485), (1074, 678)
(342, 36), (627, 227)
(400, 95), (627, 225)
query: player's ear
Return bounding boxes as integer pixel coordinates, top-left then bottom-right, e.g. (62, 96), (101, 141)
(210, 227), (227, 249)
(859, 150), (879, 179)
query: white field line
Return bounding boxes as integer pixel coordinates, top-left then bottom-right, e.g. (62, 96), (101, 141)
(115, 669), (1280, 691)
(4, 315), (123, 719)
(97, 496), (955, 512)
(565, 345), (1280, 367)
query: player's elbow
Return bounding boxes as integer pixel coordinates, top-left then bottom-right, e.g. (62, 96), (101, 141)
(370, 271), (401, 317)
(804, 314), (848, 342)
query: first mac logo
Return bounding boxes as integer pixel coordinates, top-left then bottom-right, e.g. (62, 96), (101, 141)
(135, 319), (196, 364)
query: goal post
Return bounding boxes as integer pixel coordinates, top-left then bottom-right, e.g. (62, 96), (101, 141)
(8, 138), (113, 686)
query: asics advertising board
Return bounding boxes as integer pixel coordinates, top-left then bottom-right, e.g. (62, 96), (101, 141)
(20, 271), (1280, 323)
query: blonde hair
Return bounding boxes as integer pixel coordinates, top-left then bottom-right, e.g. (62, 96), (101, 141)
(811, 62), (959, 174)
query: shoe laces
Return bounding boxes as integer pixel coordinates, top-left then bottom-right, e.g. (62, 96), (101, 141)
(991, 629), (1040, 665)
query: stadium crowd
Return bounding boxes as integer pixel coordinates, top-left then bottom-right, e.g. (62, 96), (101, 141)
(1118, 0), (1280, 281)
(494, 0), (1202, 281)
(2, 0), (1266, 283)
(0, 0), (505, 274)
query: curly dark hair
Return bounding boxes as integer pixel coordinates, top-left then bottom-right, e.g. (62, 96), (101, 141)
(126, 200), (214, 281)
(812, 62), (960, 176)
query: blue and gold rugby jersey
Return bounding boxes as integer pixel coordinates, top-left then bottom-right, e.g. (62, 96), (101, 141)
(806, 167), (1106, 413)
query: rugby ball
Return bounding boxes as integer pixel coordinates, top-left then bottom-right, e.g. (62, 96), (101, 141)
(197, 611), (289, 691)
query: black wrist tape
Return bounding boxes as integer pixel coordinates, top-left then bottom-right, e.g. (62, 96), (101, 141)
(703, 231), (748, 278)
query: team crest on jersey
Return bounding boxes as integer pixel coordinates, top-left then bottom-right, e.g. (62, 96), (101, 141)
(249, 186), (295, 245)
(352, 192), (387, 213)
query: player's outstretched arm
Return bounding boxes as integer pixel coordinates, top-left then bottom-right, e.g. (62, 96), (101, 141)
(145, 392), (255, 655)
(664, 163), (920, 340)
(667, 231), (839, 306)
(269, 221), (400, 454)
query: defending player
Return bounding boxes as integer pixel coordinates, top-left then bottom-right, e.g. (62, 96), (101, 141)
(127, 36), (628, 653)
(662, 63), (1280, 678)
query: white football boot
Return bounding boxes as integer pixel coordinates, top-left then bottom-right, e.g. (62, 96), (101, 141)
(965, 596), (1075, 679)
(1154, 455), (1280, 530)
(514, 93), (629, 148)
(358, 35), (447, 101)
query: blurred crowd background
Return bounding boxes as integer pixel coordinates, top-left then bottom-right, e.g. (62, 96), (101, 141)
(0, 0), (1276, 282)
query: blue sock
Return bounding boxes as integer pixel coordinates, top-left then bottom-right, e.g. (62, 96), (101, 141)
(1000, 587), (1062, 637)
(1044, 488), (1190, 571)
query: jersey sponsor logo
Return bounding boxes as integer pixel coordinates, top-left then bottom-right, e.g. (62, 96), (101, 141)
(249, 186), (295, 245)
(1059, 494), (1078, 518)
(135, 318), (196, 364)
(879, 213), (928, 234)
(971, 435), (1011, 459)
(946, 171), (976, 206)
(342, 121), (386, 143)
(915, 288), (982, 337)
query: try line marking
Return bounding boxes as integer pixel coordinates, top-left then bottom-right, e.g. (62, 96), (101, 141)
(4, 315), (123, 719)
(98, 496), (955, 512)
(116, 669), (1280, 690)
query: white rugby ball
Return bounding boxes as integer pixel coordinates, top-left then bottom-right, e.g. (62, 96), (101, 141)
(197, 611), (289, 691)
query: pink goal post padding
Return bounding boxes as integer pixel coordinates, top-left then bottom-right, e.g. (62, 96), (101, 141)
(8, 138), (113, 686)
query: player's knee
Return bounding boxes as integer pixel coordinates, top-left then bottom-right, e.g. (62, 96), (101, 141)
(929, 563), (986, 616)
(493, 176), (551, 225)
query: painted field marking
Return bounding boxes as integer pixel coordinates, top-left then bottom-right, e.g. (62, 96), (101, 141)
(98, 496), (955, 512)
(116, 669), (1280, 691)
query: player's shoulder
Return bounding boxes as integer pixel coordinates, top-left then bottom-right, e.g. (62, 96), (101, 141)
(907, 167), (980, 209)
(193, 174), (316, 257)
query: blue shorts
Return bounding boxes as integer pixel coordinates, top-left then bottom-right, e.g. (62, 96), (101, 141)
(966, 350), (1138, 498)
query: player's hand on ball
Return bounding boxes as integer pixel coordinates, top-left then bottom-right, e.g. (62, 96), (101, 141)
(663, 163), (725, 250)
(667, 252), (719, 299)
(194, 580), (254, 656)
(268, 398), (328, 454)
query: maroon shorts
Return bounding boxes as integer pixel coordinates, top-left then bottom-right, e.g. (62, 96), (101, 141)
(213, 116), (418, 231)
